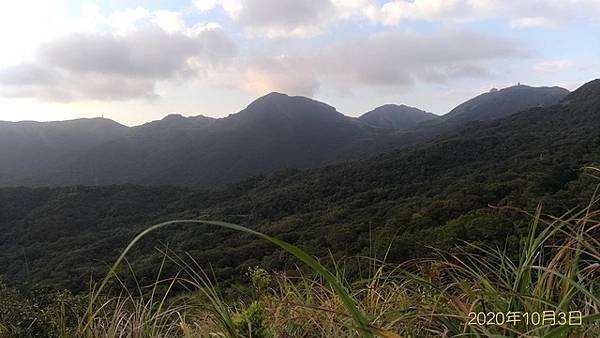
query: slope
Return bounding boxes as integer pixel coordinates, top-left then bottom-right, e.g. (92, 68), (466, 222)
(0, 80), (597, 291)
(56, 93), (383, 187)
(358, 104), (438, 130)
(0, 118), (129, 186)
(443, 84), (569, 124)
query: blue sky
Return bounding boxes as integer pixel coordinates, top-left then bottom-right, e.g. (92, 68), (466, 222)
(0, 0), (598, 126)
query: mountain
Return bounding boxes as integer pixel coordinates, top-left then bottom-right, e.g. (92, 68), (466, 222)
(134, 113), (216, 136)
(0, 118), (128, 186)
(1, 79), (598, 291)
(384, 84), (572, 148)
(358, 104), (438, 130)
(53, 93), (383, 187)
(442, 84), (569, 124)
(0, 85), (572, 188)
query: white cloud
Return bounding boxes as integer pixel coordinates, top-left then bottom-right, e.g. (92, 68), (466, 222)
(191, 0), (600, 41)
(108, 6), (151, 35)
(194, 0), (600, 38)
(368, 0), (600, 27)
(193, 0), (220, 12)
(314, 29), (524, 90)
(74, 3), (106, 33)
(375, 0), (495, 25)
(0, 1), (75, 65)
(0, 69), (157, 102)
(200, 0), (377, 38)
(331, 0), (379, 19)
(231, 28), (525, 97)
(0, 62), (58, 86)
(153, 10), (187, 34)
(231, 0), (337, 37)
(0, 0), (594, 114)
(37, 28), (235, 78)
(533, 60), (574, 73)
(193, 0), (243, 17)
(243, 54), (320, 96)
(106, 7), (191, 36)
(0, 8), (237, 102)
(510, 17), (558, 28)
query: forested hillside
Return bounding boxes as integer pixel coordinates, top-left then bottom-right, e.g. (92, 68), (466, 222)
(442, 84), (569, 124)
(0, 86), (568, 188)
(1, 80), (598, 292)
(0, 118), (128, 185)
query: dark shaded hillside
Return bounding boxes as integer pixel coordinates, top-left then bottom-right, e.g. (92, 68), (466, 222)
(0, 86), (569, 189)
(45, 114), (218, 187)
(358, 104), (438, 130)
(0, 94), (393, 188)
(0, 80), (598, 292)
(133, 113), (216, 139)
(60, 93), (385, 187)
(442, 84), (569, 124)
(0, 118), (128, 186)
(372, 84), (572, 151)
(0, 186), (190, 290)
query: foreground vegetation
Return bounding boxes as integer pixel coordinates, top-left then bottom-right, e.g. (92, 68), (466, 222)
(2, 172), (600, 337)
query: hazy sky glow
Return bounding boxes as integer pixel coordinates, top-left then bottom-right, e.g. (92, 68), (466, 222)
(0, 0), (599, 126)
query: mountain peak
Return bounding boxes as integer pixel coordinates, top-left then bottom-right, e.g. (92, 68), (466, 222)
(377, 103), (412, 110)
(500, 83), (566, 91)
(373, 103), (422, 111)
(562, 79), (600, 105)
(444, 84), (570, 123)
(158, 113), (214, 123)
(0, 117), (126, 128)
(133, 114), (215, 136)
(238, 92), (339, 123)
(264, 91), (289, 98)
(162, 113), (185, 120)
(359, 104), (437, 130)
(249, 92), (291, 105)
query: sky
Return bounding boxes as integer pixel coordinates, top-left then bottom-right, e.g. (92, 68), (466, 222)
(0, 0), (599, 126)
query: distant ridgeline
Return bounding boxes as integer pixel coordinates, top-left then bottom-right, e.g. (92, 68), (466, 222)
(0, 84), (569, 188)
(1, 80), (598, 291)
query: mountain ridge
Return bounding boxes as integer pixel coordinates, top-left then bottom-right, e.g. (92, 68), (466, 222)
(0, 84), (572, 188)
(442, 84), (570, 123)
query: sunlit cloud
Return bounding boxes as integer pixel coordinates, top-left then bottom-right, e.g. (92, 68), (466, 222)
(0, 8), (237, 102)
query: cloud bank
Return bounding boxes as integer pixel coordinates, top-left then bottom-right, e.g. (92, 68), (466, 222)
(241, 28), (524, 96)
(0, 9), (236, 101)
(0, 0), (596, 104)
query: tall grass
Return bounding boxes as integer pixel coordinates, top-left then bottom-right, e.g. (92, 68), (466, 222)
(73, 196), (600, 337)
(79, 220), (382, 338)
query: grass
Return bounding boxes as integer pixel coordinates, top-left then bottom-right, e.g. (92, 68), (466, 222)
(80, 220), (380, 338)
(3, 177), (600, 337)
